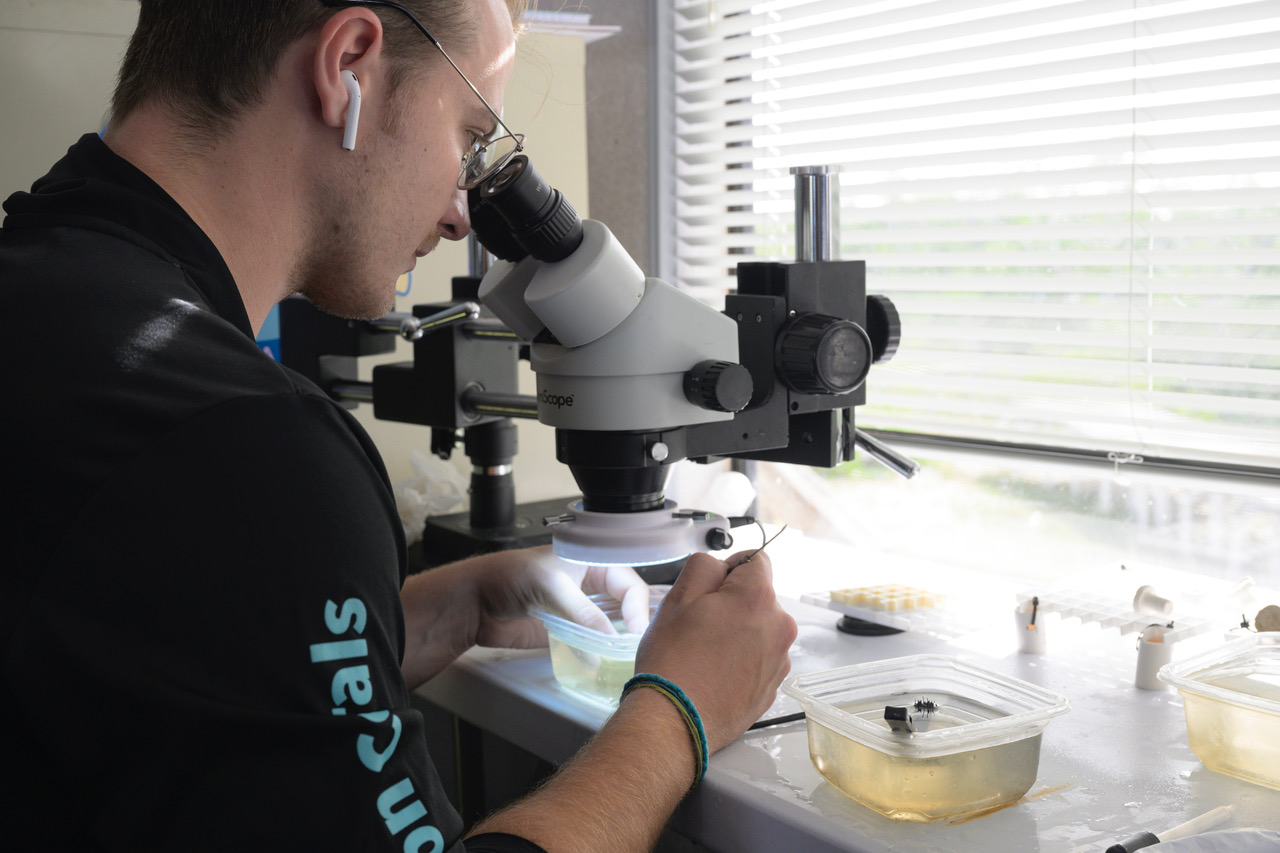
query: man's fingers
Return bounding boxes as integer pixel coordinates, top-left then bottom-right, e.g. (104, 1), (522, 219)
(595, 566), (652, 634)
(577, 565), (652, 635)
(725, 549), (773, 585)
(618, 580), (653, 634)
(665, 551), (730, 605)
(543, 570), (619, 635)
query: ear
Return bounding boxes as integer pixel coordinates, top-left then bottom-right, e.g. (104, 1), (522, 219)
(314, 7), (384, 140)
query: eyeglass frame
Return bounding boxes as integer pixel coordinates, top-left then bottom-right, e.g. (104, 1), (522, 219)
(319, 0), (525, 189)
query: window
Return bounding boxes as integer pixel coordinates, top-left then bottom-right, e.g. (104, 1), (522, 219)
(658, 0), (1280, 593)
(662, 0), (1280, 472)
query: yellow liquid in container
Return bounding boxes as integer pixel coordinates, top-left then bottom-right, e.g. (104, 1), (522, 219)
(806, 713), (1042, 821)
(532, 588), (668, 709)
(1181, 673), (1280, 791)
(547, 634), (636, 708)
(783, 656), (1068, 823)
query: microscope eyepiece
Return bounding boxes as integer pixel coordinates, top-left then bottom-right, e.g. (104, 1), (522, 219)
(485, 157), (525, 194)
(467, 184), (527, 262)
(470, 155), (584, 263)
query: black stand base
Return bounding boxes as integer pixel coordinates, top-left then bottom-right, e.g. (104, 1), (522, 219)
(632, 558), (685, 585)
(836, 615), (904, 636)
(412, 496), (572, 571)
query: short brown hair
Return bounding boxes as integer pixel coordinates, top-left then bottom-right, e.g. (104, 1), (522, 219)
(111, 0), (527, 141)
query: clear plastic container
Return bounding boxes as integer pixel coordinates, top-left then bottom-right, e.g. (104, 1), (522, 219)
(782, 655), (1069, 821)
(1159, 633), (1280, 790)
(531, 586), (669, 708)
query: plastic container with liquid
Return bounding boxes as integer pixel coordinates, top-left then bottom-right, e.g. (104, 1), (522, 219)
(530, 586), (668, 708)
(1159, 632), (1280, 790)
(781, 655), (1069, 821)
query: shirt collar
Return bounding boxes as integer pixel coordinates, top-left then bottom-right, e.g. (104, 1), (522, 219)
(3, 133), (255, 340)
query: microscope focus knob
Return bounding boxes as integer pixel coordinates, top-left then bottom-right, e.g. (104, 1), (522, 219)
(684, 360), (753, 413)
(705, 528), (734, 551)
(777, 313), (873, 395)
(866, 294), (902, 364)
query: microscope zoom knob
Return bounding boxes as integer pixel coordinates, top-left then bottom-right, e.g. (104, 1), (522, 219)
(777, 313), (873, 395)
(866, 294), (902, 364)
(683, 360), (753, 413)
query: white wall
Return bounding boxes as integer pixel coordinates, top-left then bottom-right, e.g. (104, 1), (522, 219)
(0, 0), (137, 196)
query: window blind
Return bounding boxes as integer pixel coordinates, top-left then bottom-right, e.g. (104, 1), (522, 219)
(666, 0), (1280, 471)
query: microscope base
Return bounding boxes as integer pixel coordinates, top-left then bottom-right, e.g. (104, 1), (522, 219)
(413, 496), (573, 571)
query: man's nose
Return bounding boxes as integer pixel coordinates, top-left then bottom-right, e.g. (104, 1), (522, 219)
(439, 188), (471, 241)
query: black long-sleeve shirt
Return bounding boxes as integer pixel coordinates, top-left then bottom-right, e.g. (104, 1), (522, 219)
(0, 134), (538, 853)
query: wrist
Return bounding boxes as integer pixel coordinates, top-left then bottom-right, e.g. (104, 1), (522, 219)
(398, 562), (484, 686)
(471, 688), (698, 851)
(611, 681), (701, 792)
(622, 673), (708, 785)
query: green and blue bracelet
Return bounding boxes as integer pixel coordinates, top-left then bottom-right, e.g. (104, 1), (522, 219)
(621, 672), (710, 784)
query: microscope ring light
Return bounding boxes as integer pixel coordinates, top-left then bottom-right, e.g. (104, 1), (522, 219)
(546, 501), (727, 568)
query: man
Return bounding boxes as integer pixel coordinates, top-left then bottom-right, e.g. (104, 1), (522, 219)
(0, 1), (797, 851)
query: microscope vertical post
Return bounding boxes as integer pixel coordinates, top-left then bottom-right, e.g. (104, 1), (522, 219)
(792, 165), (839, 263)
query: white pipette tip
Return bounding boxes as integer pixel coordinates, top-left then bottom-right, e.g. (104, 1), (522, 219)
(1105, 805), (1234, 852)
(1159, 804), (1235, 843)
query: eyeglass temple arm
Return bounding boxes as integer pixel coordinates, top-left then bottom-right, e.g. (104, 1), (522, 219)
(322, 0), (521, 145)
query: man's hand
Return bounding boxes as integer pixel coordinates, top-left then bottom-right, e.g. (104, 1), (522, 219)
(398, 546), (649, 689)
(467, 548), (798, 852)
(471, 546), (652, 649)
(633, 549), (797, 753)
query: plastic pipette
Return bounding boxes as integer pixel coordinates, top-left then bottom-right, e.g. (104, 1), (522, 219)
(1104, 805), (1235, 852)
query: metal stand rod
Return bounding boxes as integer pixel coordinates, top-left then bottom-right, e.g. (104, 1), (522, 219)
(330, 381), (375, 404)
(791, 165), (839, 262)
(460, 389), (539, 420)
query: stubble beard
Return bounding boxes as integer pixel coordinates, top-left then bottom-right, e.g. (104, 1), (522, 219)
(290, 81), (439, 321)
(292, 165), (397, 321)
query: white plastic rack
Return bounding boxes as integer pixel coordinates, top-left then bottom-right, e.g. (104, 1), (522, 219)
(1013, 586), (1212, 644)
(801, 584), (943, 634)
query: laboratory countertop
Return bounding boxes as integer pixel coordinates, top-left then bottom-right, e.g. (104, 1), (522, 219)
(416, 539), (1280, 853)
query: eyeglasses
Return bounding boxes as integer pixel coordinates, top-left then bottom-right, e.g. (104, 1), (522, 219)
(320, 0), (524, 189)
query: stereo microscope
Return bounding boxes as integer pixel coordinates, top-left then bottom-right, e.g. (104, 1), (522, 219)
(278, 157), (914, 573)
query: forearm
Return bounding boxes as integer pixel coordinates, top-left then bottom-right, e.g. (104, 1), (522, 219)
(399, 558), (483, 689)
(468, 688), (698, 853)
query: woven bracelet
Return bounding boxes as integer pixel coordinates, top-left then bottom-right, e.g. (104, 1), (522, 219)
(621, 672), (709, 784)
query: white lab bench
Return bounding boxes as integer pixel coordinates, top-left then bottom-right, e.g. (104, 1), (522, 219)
(416, 539), (1280, 852)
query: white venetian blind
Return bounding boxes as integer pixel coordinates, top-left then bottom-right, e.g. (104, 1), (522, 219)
(668, 0), (1280, 470)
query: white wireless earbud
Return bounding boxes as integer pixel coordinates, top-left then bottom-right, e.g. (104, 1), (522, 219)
(341, 70), (361, 151)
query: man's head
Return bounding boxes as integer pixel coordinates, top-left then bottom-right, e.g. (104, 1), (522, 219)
(112, 0), (526, 144)
(109, 0), (528, 324)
